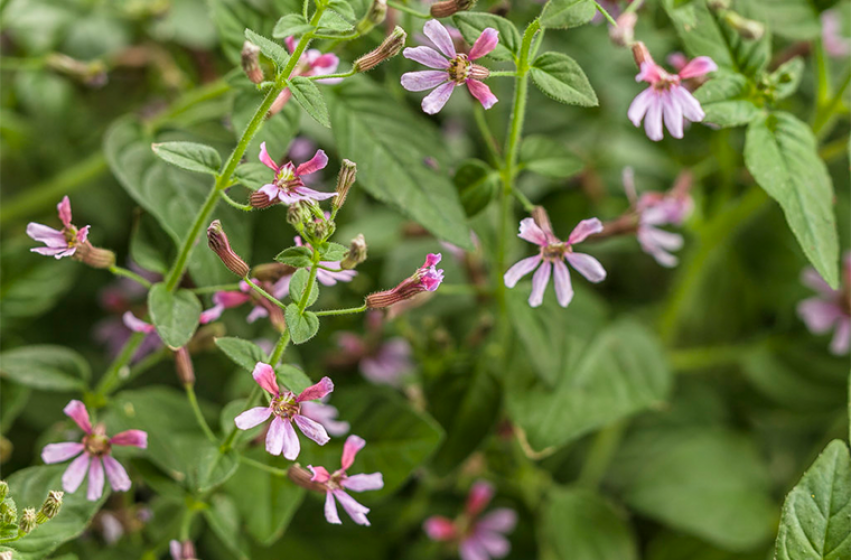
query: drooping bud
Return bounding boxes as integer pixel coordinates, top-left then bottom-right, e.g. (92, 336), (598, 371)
(366, 253), (444, 308)
(609, 12), (637, 47)
(722, 10), (765, 40)
(73, 242), (116, 269)
(20, 508), (36, 534)
(334, 159), (357, 210)
(37, 490), (63, 523)
(207, 220), (250, 277)
(241, 41), (264, 84)
(340, 234), (367, 270)
(0, 480), (7, 503)
(430, 0), (475, 18)
(287, 464), (327, 492)
(252, 262), (297, 283)
(631, 41), (652, 68)
(356, 0), (387, 34)
(353, 27), (407, 73)
(174, 347), (195, 386)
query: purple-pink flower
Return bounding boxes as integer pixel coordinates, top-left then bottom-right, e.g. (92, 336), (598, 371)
(300, 399), (350, 437)
(269, 37), (341, 115)
(27, 196), (91, 259)
(169, 540), (197, 560)
(822, 10), (851, 58)
(234, 362), (335, 460)
(252, 142), (335, 207)
(294, 236), (357, 286)
(365, 253), (444, 308)
(402, 20), (498, 114)
(199, 277), (289, 327)
(336, 333), (414, 388)
(797, 254), (851, 355)
(424, 480), (517, 560)
(628, 53), (717, 141)
(504, 217), (606, 308)
(42, 400), (147, 501)
(309, 435), (384, 526)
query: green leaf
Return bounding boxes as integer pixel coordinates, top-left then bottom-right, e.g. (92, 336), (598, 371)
(215, 337), (268, 371)
(693, 72), (760, 128)
(203, 493), (250, 560)
(454, 159), (500, 217)
(506, 320), (671, 452)
(272, 13), (313, 38)
(222, 447), (305, 545)
(452, 12), (521, 61)
(328, 77), (472, 249)
(541, 488), (638, 560)
(151, 141), (222, 176)
(530, 52), (598, 107)
(233, 162), (269, 191)
(744, 112), (840, 288)
(244, 29), (289, 69)
(0, 345), (89, 392)
(768, 56), (805, 100)
(288, 268), (319, 307)
(276, 364), (314, 394)
(148, 283), (202, 349)
(275, 246), (314, 268)
(0, 246), (76, 324)
(318, 242), (348, 262)
(129, 213), (174, 275)
(288, 76), (331, 128)
(740, 0), (821, 40)
(775, 440), (851, 560)
(285, 305), (319, 344)
(0, 466), (106, 560)
(540, 0), (597, 29)
(611, 426), (776, 551)
(520, 135), (584, 178)
(110, 387), (239, 492)
(327, 0), (356, 21)
(310, 387), (444, 498)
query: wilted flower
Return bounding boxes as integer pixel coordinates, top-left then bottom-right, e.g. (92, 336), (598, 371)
(424, 480), (517, 560)
(27, 196), (90, 259)
(251, 143), (336, 207)
(504, 216), (606, 308)
(366, 254), (444, 308)
(41, 400), (147, 501)
(402, 20), (498, 114)
(234, 363), (335, 460)
(628, 44), (717, 141)
(822, 10), (851, 58)
(309, 435), (384, 526)
(269, 38), (341, 116)
(797, 254), (851, 355)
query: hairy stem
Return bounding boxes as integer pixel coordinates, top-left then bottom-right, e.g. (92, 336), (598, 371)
(186, 384), (217, 443)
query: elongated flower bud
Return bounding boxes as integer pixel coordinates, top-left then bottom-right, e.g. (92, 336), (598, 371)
(341, 234), (367, 270)
(73, 242), (116, 269)
(174, 347), (195, 386)
(631, 41), (652, 68)
(366, 253), (444, 308)
(356, 0), (387, 33)
(0, 480), (7, 503)
(20, 508), (36, 534)
(287, 465), (327, 492)
(250, 190), (277, 209)
(722, 10), (765, 40)
(430, 0), (475, 18)
(242, 41), (264, 84)
(353, 27), (407, 73)
(334, 159), (357, 210)
(37, 490), (63, 523)
(207, 220), (250, 277)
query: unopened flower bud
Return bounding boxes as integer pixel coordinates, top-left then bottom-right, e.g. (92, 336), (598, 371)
(0, 480), (7, 503)
(722, 10), (765, 40)
(207, 220), (250, 277)
(430, 0), (475, 18)
(0, 501), (16, 525)
(334, 159), (357, 209)
(341, 234), (367, 270)
(305, 217), (329, 240)
(353, 27), (407, 73)
(287, 202), (312, 228)
(37, 490), (63, 523)
(469, 64), (490, 80)
(20, 508), (36, 534)
(242, 41), (264, 84)
(366, 253), (444, 308)
(174, 347), (195, 386)
(631, 41), (653, 68)
(73, 243), (116, 269)
(252, 262), (296, 282)
(609, 12), (637, 47)
(250, 190), (277, 209)
(707, 0), (731, 10)
(45, 53), (107, 88)
(287, 465), (327, 492)
(356, 0), (387, 33)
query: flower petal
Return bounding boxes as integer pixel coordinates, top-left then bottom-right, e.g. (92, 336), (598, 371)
(342, 473), (384, 492)
(628, 88), (654, 127)
(57, 196), (73, 228)
(252, 362), (280, 396)
(402, 46), (450, 69)
(281, 417), (301, 460)
(294, 414), (330, 446)
(566, 252), (607, 282)
(292, 186), (338, 201)
(529, 261), (552, 307)
(504, 255), (541, 289)
(295, 149), (328, 176)
(459, 537), (490, 560)
(123, 311), (154, 334)
(468, 28), (499, 60)
(466, 79), (498, 110)
(300, 402), (350, 437)
(801, 268), (834, 295)
(567, 218), (604, 244)
(678, 56), (717, 79)
(518, 217), (549, 245)
(333, 490), (371, 525)
(466, 481), (494, 516)
(797, 298), (843, 334)
(424, 516), (457, 541)
(26, 223), (66, 246)
(830, 318), (850, 355)
(266, 416), (286, 456)
(671, 85), (704, 122)
(297, 376), (334, 402)
(661, 91), (684, 139)
(42, 442), (84, 464)
(401, 70), (450, 92)
(110, 429), (148, 448)
(324, 491), (342, 524)
(64, 400), (93, 433)
(423, 19), (456, 58)
(87, 457), (105, 501)
(342, 434), (366, 470)
(552, 259), (574, 308)
(476, 530), (511, 557)
(644, 93), (664, 141)
(477, 507), (518, 533)
(309, 465), (331, 483)
(199, 304), (224, 324)
(421, 81), (456, 115)
(63, 453), (90, 493)
(103, 455), (131, 492)
(259, 142), (278, 170)
(235, 406), (273, 430)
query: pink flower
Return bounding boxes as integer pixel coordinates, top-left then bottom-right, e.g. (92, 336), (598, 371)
(269, 38), (340, 115)
(122, 311), (156, 334)
(504, 217), (607, 308)
(27, 196), (91, 259)
(169, 540), (197, 560)
(365, 254), (445, 308)
(301, 400), (350, 437)
(336, 331), (414, 387)
(309, 435), (384, 526)
(628, 54), (717, 141)
(797, 254), (851, 355)
(424, 480), (517, 560)
(199, 277), (290, 326)
(234, 363), (335, 459)
(294, 236), (357, 286)
(41, 400), (147, 501)
(822, 10), (851, 58)
(252, 142), (335, 206)
(401, 20), (498, 114)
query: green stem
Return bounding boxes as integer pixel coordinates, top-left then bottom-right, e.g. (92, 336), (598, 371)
(109, 265), (153, 289)
(387, 0), (430, 18)
(591, 1), (619, 26)
(269, 329), (291, 365)
(488, 71), (519, 77)
(220, 191), (253, 211)
(577, 421), (627, 489)
(298, 254), (321, 313)
(186, 384), (217, 443)
(94, 332), (145, 399)
(814, 68), (851, 138)
(191, 283), (242, 294)
(238, 455), (289, 477)
(243, 277), (287, 310)
(512, 188), (535, 212)
(473, 104), (501, 167)
(305, 68), (357, 80)
(163, 187), (222, 292)
(622, 0), (644, 15)
(314, 303), (368, 317)
(668, 344), (751, 372)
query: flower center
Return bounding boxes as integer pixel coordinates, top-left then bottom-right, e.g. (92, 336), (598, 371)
(326, 470), (346, 491)
(62, 226), (79, 246)
(83, 433), (111, 457)
(447, 54), (471, 84)
(542, 242), (568, 261)
(274, 166), (301, 191)
(271, 393), (300, 419)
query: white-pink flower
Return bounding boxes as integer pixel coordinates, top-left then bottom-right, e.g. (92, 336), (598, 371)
(199, 276), (290, 326)
(294, 236), (357, 286)
(424, 480), (517, 560)
(252, 142), (335, 206)
(822, 10), (851, 58)
(269, 37), (341, 115)
(300, 400), (350, 437)
(234, 362), (335, 460)
(797, 253), (851, 355)
(27, 196), (91, 259)
(309, 435), (384, 526)
(628, 54), (717, 141)
(336, 330), (414, 388)
(41, 400), (147, 501)
(504, 217), (607, 308)
(401, 20), (498, 114)
(169, 540), (197, 560)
